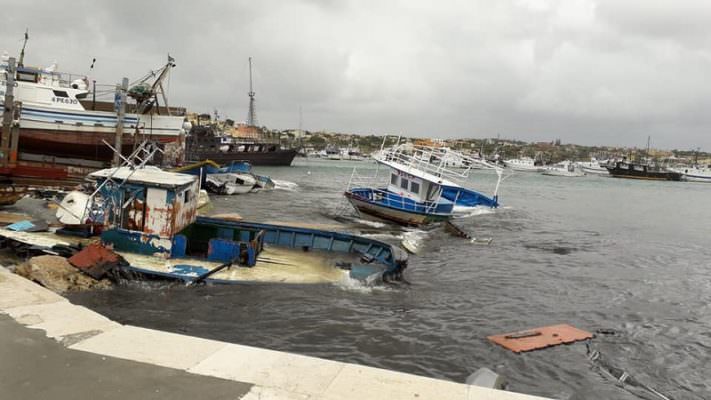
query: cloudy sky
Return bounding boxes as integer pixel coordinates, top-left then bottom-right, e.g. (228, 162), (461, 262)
(2, 0), (711, 149)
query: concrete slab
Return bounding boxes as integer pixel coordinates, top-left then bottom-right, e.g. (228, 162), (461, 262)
(190, 344), (345, 395)
(0, 266), (65, 309)
(320, 364), (467, 400)
(239, 386), (313, 400)
(0, 315), (252, 400)
(70, 325), (228, 370)
(3, 300), (120, 341)
(0, 268), (553, 400)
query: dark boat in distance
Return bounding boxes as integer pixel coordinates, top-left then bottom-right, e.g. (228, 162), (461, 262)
(606, 160), (682, 181)
(185, 125), (297, 166)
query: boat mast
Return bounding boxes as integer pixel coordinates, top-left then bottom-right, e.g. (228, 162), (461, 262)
(18, 29), (28, 68)
(246, 57), (258, 127)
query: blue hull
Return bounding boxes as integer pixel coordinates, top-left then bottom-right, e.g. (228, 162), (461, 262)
(101, 216), (408, 283)
(345, 188), (453, 226)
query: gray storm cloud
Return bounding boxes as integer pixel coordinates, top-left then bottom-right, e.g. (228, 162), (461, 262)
(1, 0), (710, 149)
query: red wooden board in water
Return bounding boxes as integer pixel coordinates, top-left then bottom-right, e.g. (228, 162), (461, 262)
(488, 324), (593, 353)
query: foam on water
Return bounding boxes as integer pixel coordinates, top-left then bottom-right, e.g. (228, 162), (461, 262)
(351, 218), (388, 228)
(452, 205), (496, 218)
(273, 179), (299, 191)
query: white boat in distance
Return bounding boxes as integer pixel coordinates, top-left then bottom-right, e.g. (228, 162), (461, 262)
(542, 161), (585, 177)
(669, 165), (711, 182)
(503, 157), (544, 172)
(577, 158), (609, 175)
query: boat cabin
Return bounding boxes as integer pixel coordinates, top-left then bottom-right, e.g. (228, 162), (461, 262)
(387, 169), (442, 203)
(90, 166), (200, 256)
(91, 166), (268, 267)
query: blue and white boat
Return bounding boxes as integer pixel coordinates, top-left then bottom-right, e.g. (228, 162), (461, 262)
(344, 144), (503, 226)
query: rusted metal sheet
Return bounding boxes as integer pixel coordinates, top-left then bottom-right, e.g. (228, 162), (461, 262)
(68, 242), (124, 280)
(488, 324), (593, 353)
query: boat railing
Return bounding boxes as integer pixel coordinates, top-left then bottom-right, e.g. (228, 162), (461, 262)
(374, 145), (499, 182)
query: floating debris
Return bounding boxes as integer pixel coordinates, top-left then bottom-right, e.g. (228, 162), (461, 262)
(488, 324), (593, 353)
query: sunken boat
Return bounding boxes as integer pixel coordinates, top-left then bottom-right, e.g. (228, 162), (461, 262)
(4, 164), (407, 284)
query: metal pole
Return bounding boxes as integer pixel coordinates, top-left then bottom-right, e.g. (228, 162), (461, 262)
(113, 77), (128, 167)
(92, 80), (96, 110)
(9, 102), (20, 167)
(1, 58), (17, 168)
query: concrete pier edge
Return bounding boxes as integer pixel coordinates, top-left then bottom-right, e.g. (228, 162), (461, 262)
(0, 266), (550, 400)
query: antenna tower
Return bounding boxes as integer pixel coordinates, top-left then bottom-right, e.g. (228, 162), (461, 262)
(246, 57), (258, 127)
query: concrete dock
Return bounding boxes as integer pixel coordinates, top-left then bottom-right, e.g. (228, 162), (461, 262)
(0, 266), (550, 400)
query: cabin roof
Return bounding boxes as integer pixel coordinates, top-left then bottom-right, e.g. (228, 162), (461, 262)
(89, 166), (197, 189)
(379, 159), (458, 187)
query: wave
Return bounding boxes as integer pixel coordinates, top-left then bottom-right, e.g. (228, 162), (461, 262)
(452, 205), (497, 218)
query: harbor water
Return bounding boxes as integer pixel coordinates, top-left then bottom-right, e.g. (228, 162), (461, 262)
(69, 159), (711, 400)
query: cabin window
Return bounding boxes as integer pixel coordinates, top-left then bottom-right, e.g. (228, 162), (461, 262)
(16, 71), (37, 82)
(391, 173), (398, 185)
(52, 90), (69, 98)
(121, 189), (146, 232)
(400, 177), (409, 190)
(410, 181), (420, 194)
(184, 189), (191, 203)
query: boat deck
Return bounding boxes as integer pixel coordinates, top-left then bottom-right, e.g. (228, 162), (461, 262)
(120, 246), (357, 284)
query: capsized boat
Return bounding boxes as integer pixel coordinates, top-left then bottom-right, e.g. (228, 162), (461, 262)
(48, 165), (408, 283)
(344, 144), (502, 226)
(204, 173), (256, 195)
(173, 160), (274, 193)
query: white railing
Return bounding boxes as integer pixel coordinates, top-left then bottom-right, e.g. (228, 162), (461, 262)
(374, 145), (500, 181)
(374, 144), (505, 201)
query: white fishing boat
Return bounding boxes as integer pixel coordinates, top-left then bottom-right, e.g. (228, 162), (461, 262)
(577, 158), (609, 175)
(1, 46), (187, 164)
(669, 165), (711, 182)
(541, 161), (585, 177)
(503, 157), (544, 172)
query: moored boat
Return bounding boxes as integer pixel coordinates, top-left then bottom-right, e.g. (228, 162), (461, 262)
(577, 158), (609, 175)
(1, 52), (187, 165)
(503, 157), (544, 172)
(541, 161), (585, 177)
(185, 125), (297, 166)
(669, 165), (711, 183)
(606, 160), (682, 181)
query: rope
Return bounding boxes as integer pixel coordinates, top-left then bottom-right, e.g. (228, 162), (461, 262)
(585, 340), (674, 400)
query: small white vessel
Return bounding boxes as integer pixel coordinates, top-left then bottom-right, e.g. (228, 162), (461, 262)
(669, 165), (711, 182)
(577, 158), (609, 175)
(541, 161), (585, 177)
(503, 157), (544, 172)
